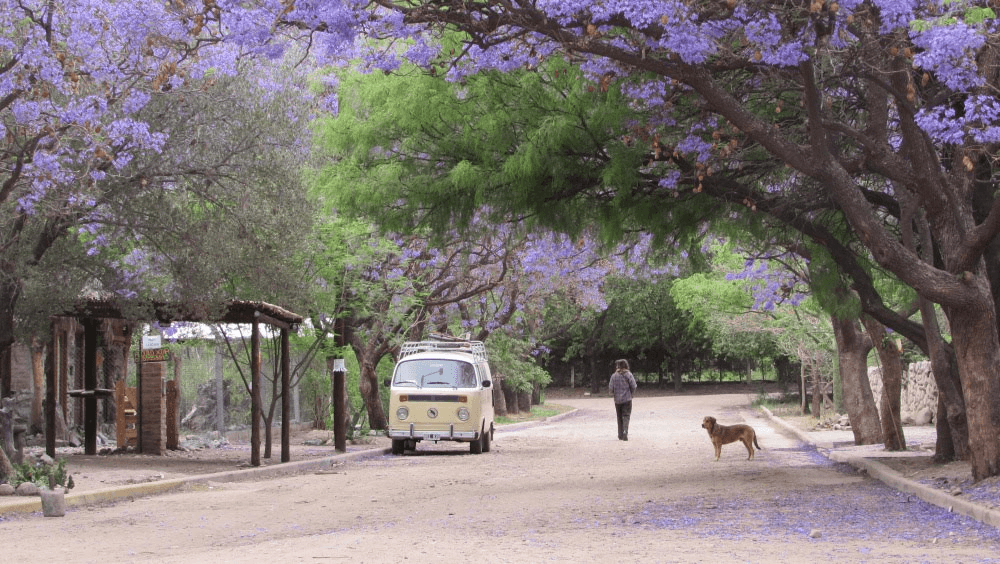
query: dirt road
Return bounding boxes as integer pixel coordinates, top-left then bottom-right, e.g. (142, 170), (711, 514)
(4, 392), (1000, 563)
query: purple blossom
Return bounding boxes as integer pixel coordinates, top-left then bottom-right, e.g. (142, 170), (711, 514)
(911, 21), (985, 91)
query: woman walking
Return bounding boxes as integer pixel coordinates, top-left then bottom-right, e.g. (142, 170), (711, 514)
(609, 359), (637, 441)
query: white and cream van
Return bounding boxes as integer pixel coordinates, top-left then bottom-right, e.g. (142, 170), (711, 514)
(386, 339), (495, 455)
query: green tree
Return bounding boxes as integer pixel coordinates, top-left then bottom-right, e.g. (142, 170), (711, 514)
(597, 276), (712, 390)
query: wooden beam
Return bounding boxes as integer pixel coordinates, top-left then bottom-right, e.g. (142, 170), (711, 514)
(254, 310), (292, 331)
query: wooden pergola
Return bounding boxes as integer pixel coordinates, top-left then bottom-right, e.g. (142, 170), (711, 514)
(45, 299), (304, 467)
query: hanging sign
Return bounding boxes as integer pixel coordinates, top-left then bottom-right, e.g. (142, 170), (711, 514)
(140, 348), (169, 362)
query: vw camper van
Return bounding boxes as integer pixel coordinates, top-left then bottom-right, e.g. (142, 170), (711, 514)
(386, 338), (495, 454)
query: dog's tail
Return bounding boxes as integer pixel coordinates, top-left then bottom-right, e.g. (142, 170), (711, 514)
(753, 434), (761, 450)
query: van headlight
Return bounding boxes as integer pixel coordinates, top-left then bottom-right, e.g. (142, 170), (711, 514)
(457, 407), (470, 421)
(396, 406), (409, 421)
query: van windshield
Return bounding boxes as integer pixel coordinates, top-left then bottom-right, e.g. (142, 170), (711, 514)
(392, 359), (478, 389)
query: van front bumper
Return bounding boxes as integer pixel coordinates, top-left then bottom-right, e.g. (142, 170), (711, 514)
(387, 424), (478, 441)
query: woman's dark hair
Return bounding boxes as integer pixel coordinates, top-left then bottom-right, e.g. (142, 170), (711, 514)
(615, 359), (629, 371)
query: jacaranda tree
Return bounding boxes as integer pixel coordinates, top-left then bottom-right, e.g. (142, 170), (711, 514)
(1, 1), (329, 383)
(331, 0), (1000, 481)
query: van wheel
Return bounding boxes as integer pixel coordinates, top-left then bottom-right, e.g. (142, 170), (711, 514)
(470, 434), (484, 454)
(482, 427), (492, 452)
(391, 439), (405, 455)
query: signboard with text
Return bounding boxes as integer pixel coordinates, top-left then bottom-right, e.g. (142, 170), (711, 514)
(139, 348), (169, 363)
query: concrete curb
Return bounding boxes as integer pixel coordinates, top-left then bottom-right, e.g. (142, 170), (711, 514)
(0, 447), (390, 517)
(494, 407), (579, 433)
(760, 406), (1000, 529)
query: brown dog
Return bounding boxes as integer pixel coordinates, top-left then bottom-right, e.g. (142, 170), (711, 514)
(702, 416), (761, 461)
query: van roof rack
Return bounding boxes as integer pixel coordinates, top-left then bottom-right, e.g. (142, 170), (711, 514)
(399, 338), (488, 363)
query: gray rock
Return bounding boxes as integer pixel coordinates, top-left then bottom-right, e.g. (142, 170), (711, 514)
(0, 483), (15, 496)
(15, 482), (39, 496)
(915, 407), (934, 426)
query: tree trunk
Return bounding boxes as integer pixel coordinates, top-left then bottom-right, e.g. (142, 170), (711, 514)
(942, 298), (1000, 481)
(30, 338), (45, 433)
(503, 384), (519, 415)
(935, 397), (955, 461)
(811, 367), (822, 418)
(0, 278), (20, 400)
(0, 402), (16, 480)
(492, 375), (507, 417)
(830, 315), (882, 445)
(589, 354), (600, 395)
(861, 315), (906, 451)
(263, 362), (280, 459)
(263, 410), (273, 459)
(899, 200), (969, 461)
(517, 390), (531, 412)
(357, 353), (388, 430)
(800, 361), (809, 415)
(918, 296), (969, 462)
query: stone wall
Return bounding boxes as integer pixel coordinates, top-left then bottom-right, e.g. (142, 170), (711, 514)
(868, 360), (937, 424)
(6, 343), (36, 428)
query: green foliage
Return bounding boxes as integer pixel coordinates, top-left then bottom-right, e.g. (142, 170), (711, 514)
(11, 458), (71, 490)
(910, 5), (994, 30)
(315, 58), (655, 242)
(597, 275), (715, 375)
(487, 333), (552, 393)
(670, 272), (751, 321)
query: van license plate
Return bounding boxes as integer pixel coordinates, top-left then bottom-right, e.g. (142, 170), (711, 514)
(427, 433), (441, 441)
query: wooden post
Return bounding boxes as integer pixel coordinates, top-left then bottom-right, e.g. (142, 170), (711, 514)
(333, 358), (346, 452)
(280, 328), (290, 463)
(171, 351), (181, 446)
(83, 319), (98, 456)
(136, 339), (143, 452)
(45, 320), (56, 458)
(0, 346), (9, 400)
(115, 379), (125, 450)
(59, 329), (68, 429)
(165, 380), (178, 450)
(250, 316), (261, 467)
(214, 344), (225, 435)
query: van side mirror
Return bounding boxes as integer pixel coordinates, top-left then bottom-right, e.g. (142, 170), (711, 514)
(482, 380), (491, 388)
